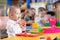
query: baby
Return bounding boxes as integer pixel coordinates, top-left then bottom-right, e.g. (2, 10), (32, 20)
(6, 6), (23, 37)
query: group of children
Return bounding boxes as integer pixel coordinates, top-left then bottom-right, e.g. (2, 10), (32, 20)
(7, 5), (56, 37)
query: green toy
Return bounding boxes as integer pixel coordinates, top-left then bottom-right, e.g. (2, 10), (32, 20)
(45, 22), (50, 27)
(57, 38), (60, 40)
(38, 26), (42, 32)
(56, 21), (60, 26)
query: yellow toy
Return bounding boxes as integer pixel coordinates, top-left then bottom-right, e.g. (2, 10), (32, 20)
(32, 23), (39, 28)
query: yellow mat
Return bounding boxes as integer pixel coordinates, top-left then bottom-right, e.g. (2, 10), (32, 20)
(2, 27), (60, 40)
(2, 33), (60, 40)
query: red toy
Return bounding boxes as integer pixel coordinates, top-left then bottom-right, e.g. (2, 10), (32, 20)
(47, 37), (51, 40)
(16, 32), (39, 37)
(48, 16), (56, 28)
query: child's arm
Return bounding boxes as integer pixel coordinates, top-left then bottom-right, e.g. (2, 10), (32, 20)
(6, 22), (22, 36)
(6, 23), (21, 37)
(6, 24), (13, 33)
(13, 24), (22, 34)
(18, 19), (26, 31)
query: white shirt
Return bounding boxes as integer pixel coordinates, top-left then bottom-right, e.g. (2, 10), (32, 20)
(6, 19), (22, 37)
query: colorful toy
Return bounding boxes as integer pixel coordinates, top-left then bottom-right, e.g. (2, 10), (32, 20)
(57, 38), (60, 40)
(38, 26), (42, 32)
(56, 21), (60, 26)
(16, 32), (39, 37)
(47, 37), (51, 40)
(32, 23), (39, 28)
(48, 17), (56, 28)
(42, 17), (60, 33)
(40, 37), (46, 40)
(45, 22), (50, 27)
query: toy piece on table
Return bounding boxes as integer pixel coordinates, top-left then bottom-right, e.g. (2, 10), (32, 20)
(47, 37), (51, 40)
(40, 37), (46, 40)
(57, 38), (60, 40)
(16, 32), (39, 37)
(38, 26), (42, 33)
(16, 32), (28, 36)
(56, 21), (60, 26)
(45, 22), (50, 27)
(32, 23), (39, 28)
(43, 27), (60, 33)
(48, 16), (56, 28)
(43, 17), (60, 33)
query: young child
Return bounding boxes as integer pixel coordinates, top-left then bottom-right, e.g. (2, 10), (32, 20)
(24, 9), (34, 26)
(35, 7), (48, 26)
(6, 6), (22, 37)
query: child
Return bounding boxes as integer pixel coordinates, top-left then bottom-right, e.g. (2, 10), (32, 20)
(6, 6), (22, 37)
(35, 7), (48, 26)
(24, 9), (34, 26)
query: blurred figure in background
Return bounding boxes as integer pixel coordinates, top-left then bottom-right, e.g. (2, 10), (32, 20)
(35, 7), (49, 26)
(24, 8), (35, 26)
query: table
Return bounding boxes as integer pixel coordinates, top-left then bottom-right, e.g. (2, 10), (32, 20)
(2, 33), (60, 40)
(2, 27), (60, 40)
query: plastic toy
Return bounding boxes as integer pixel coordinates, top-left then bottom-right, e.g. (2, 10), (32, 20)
(47, 37), (51, 40)
(40, 37), (46, 40)
(48, 17), (56, 28)
(56, 21), (60, 26)
(16, 32), (39, 37)
(32, 23), (39, 28)
(45, 22), (50, 27)
(38, 26), (42, 32)
(57, 38), (60, 40)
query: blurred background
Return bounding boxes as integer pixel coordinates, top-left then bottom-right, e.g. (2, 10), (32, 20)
(0, 0), (59, 16)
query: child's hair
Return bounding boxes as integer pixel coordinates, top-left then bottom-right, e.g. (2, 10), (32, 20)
(38, 7), (46, 12)
(54, 1), (60, 8)
(7, 6), (21, 18)
(30, 8), (35, 10)
(47, 11), (55, 16)
(25, 9), (29, 14)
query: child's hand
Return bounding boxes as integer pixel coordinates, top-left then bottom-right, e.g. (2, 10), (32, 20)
(18, 19), (26, 28)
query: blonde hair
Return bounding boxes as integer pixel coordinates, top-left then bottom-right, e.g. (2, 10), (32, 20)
(7, 7), (10, 16)
(7, 6), (21, 19)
